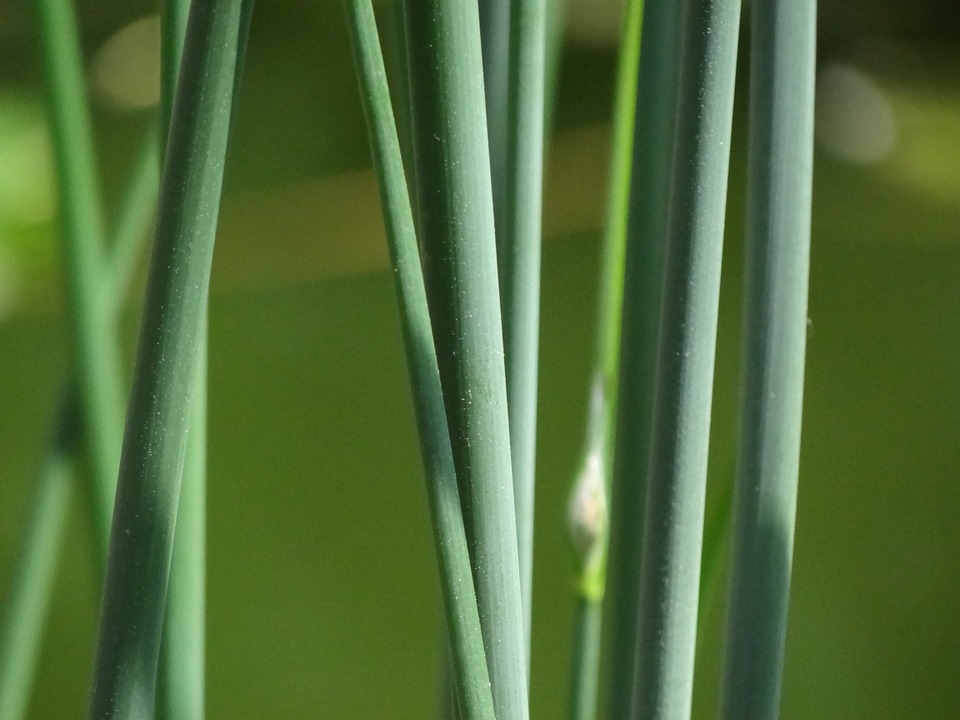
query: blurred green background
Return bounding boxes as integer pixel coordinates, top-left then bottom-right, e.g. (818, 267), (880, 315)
(1, 0), (959, 717)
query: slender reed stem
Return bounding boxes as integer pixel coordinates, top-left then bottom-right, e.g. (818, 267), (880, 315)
(0, 406), (75, 720)
(154, 0), (204, 717)
(479, 0), (511, 231)
(31, 0), (125, 562)
(402, 0), (529, 715)
(604, 0), (684, 714)
(631, 0), (742, 715)
(568, 596), (602, 720)
(499, 0), (547, 653)
(88, 1), (247, 715)
(720, 0), (815, 716)
(345, 2), (497, 717)
(565, 0), (643, 716)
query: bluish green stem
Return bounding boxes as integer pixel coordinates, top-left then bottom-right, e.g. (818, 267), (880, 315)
(500, 0), (547, 653)
(604, 0), (684, 714)
(720, 0), (815, 716)
(631, 0), (742, 716)
(403, 0), (529, 714)
(89, 0), (247, 715)
(345, 0), (495, 716)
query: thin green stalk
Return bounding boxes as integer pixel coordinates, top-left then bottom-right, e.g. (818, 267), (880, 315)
(0, 115), (158, 720)
(345, 2), (496, 717)
(0, 406), (75, 720)
(403, 0), (529, 716)
(155, 0), (203, 717)
(720, 0), (815, 716)
(565, 0), (643, 716)
(499, 0), (547, 653)
(479, 0), (511, 231)
(32, 0), (125, 563)
(603, 0), (684, 714)
(631, 0), (742, 716)
(568, 595), (603, 720)
(88, 0), (247, 716)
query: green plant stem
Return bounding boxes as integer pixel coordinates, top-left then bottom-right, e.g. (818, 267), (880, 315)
(32, 0), (125, 564)
(345, 3), (497, 717)
(720, 0), (815, 716)
(499, 0), (547, 653)
(603, 0), (684, 715)
(631, 0), (742, 716)
(155, 0), (205, 717)
(567, 595), (603, 720)
(565, 0), (643, 716)
(0, 406), (76, 720)
(0, 119), (159, 720)
(479, 0), (510, 230)
(88, 1), (247, 716)
(403, 0), (529, 716)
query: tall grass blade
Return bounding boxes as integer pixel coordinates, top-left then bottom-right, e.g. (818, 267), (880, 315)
(88, 0), (247, 715)
(565, 0), (643, 716)
(499, 0), (547, 653)
(345, 2), (496, 716)
(631, 0), (742, 715)
(603, 0), (684, 714)
(31, 0), (125, 563)
(719, 0), (815, 716)
(403, 0), (529, 715)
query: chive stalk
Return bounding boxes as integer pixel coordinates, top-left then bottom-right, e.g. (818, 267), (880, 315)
(402, 0), (529, 714)
(603, 0), (685, 714)
(631, 0), (742, 715)
(345, 1), (497, 716)
(719, 0), (815, 715)
(499, 0), (547, 652)
(88, 0), (247, 715)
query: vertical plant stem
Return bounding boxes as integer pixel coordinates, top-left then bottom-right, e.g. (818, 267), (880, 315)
(31, 0), (125, 564)
(88, 0), (246, 715)
(630, 0), (742, 716)
(345, 3), (497, 717)
(0, 407), (76, 720)
(403, 0), (529, 716)
(603, 0), (684, 714)
(720, 0), (815, 716)
(500, 0), (547, 653)
(155, 0), (202, 717)
(479, 0), (510, 227)
(567, 596), (603, 720)
(565, 0), (643, 716)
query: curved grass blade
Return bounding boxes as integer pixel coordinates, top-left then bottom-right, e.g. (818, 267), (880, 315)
(402, 0), (529, 715)
(344, 2), (496, 716)
(88, 1), (247, 715)
(719, 0), (816, 716)
(631, 0), (742, 715)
